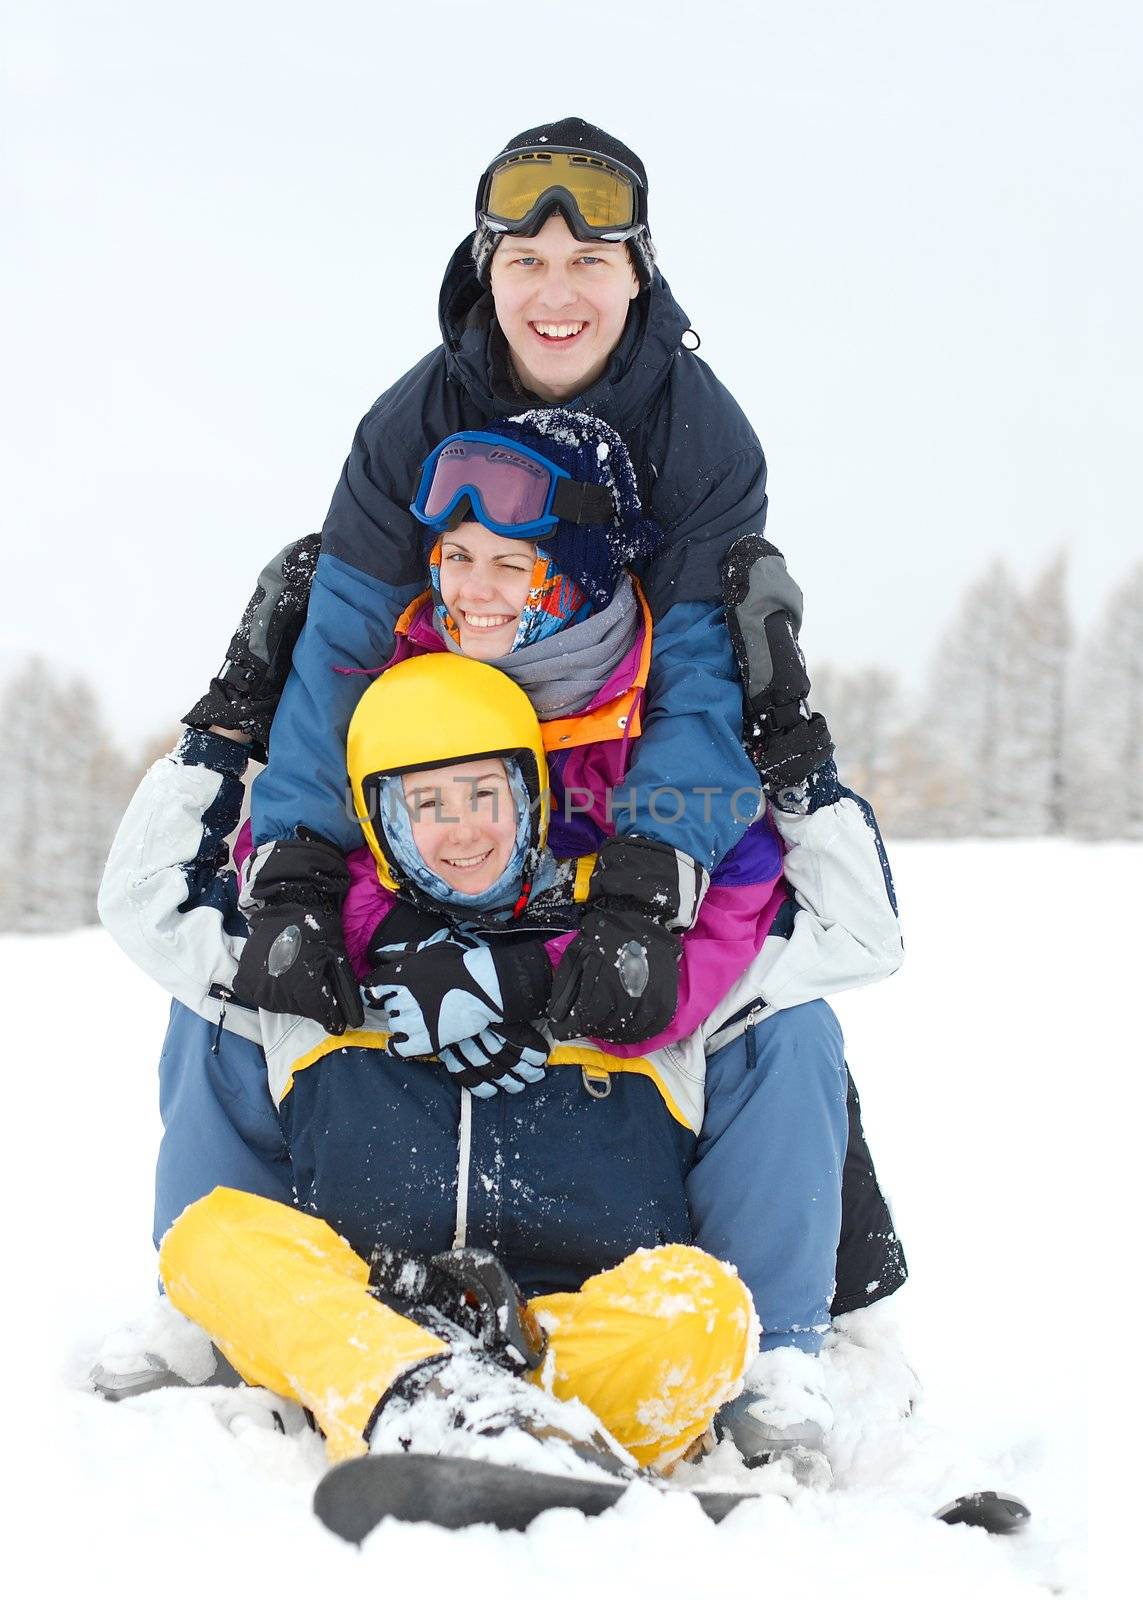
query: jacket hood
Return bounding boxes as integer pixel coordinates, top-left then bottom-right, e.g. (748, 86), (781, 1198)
(436, 234), (692, 434)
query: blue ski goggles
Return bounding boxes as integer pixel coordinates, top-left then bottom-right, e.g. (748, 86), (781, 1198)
(410, 432), (612, 538)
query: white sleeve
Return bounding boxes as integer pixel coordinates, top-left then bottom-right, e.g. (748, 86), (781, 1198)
(760, 796), (904, 1007)
(97, 754), (263, 1043)
(702, 795), (903, 1045)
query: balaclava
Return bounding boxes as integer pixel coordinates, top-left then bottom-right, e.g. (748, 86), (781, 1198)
(375, 757), (535, 912)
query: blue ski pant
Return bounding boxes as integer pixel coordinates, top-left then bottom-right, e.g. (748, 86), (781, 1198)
(153, 1001), (293, 1247)
(153, 998), (848, 1352)
(687, 1000), (848, 1353)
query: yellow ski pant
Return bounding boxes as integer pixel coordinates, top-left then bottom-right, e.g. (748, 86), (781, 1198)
(159, 1188), (756, 1468)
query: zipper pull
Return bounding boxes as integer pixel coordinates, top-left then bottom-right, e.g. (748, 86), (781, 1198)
(212, 988), (232, 1055)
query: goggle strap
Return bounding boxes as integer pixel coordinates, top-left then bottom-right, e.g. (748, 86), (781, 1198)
(550, 478), (614, 527)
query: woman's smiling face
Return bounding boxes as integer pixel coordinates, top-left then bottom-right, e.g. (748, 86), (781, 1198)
(403, 758), (518, 893)
(437, 521), (537, 659)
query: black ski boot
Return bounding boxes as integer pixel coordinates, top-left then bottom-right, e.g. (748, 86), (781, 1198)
(365, 1243), (633, 1479)
(369, 1244), (549, 1374)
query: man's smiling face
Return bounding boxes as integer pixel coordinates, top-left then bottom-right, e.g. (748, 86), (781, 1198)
(489, 213), (640, 403)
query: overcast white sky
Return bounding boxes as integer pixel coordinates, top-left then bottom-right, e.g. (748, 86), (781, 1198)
(3, 0), (1140, 749)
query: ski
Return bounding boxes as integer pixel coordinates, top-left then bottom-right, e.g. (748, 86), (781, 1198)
(314, 1453), (1031, 1543)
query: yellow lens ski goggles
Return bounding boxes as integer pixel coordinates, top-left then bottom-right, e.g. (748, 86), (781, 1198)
(477, 146), (644, 242)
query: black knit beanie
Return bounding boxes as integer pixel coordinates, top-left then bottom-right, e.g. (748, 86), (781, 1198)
(472, 116), (656, 287)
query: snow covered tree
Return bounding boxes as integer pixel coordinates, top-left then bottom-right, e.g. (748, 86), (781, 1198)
(1003, 553), (1071, 835)
(0, 661), (136, 932)
(69, 686), (137, 923)
(811, 662), (906, 821)
(0, 658), (67, 931)
(892, 559), (1023, 836)
(880, 555), (1075, 837)
(1065, 561), (1143, 839)
(805, 558), (1143, 841)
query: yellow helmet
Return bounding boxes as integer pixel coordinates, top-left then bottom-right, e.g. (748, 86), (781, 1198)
(346, 654), (550, 892)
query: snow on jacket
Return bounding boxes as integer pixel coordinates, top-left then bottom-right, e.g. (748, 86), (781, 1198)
(250, 239), (768, 872)
(100, 729), (692, 1294)
(102, 730), (902, 1138)
(100, 731), (902, 1292)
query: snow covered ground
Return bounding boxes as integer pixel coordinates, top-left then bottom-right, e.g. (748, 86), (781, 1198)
(7, 838), (1118, 1597)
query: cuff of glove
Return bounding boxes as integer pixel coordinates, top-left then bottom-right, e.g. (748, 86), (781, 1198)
(770, 756), (844, 816)
(591, 836), (709, 931)
(173, 726), (251, 779)
(241, 832), (351, 911)
(753, 711), (835, 796)
(183, 686), (272, 767)
(496, 938), (554, 1022)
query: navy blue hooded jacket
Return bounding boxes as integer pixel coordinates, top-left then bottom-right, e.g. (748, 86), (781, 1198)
(252, 236), (769, 871)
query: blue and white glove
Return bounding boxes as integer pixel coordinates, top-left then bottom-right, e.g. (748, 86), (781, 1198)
(365, 928), (552, 1059)
(438, 1023), (550, 1098)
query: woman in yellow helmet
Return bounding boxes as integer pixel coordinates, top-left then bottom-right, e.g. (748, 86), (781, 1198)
(148, 651), (759, 1479)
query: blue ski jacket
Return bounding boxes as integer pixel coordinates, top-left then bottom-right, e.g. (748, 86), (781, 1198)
(251, 237), (769, 872)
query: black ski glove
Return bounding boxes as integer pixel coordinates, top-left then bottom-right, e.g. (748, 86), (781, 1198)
(183, 533), (320, 764)
(231, 832), (364, 1035)
(752, 709), (835, 794)
(721, 532), (835, 792)
(548, 835), (706, 1045)
(549, 906), (681, 1044)
(365, 930), (552, 1058)
(438, 1022), (550, 1097)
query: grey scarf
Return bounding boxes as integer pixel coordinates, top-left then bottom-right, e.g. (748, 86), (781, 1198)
(434, 576), (640, 720)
